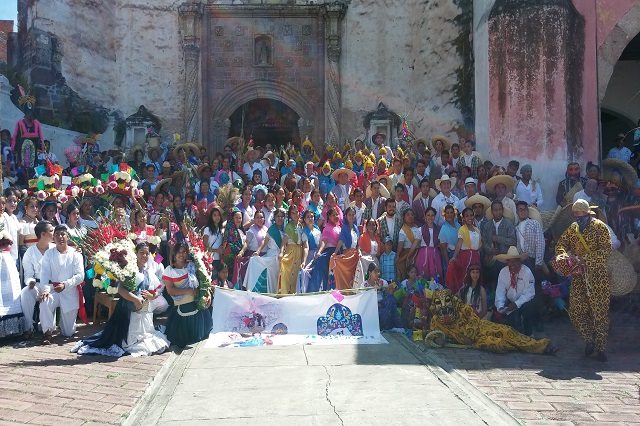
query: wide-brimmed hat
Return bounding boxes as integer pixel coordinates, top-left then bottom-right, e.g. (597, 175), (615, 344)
(413, 137), (429, 148)
(413, 188), (437, 201)
(377, 174), (392, 192)
(331, 167), (356, 180)
(262, 151), (276, 166)
(366, 182), (390, 198)
(173, 143), (200, 158)
(225, 136), (244, 151)
(431, 135), (451, 151)
(197, 163), (212, 178)
(435, 174), (457, 191)
(371, 132), (386, 144)
(496, 246), (528, 262)
(170, 170), (185, 181)
(245, 148), (260, 160)
(464, 194), (491, 210)
(486, 175), (515, 194)
(527, 206), (543, 224)
(154, 178), (172, 195)
(485, 205), (515, 221)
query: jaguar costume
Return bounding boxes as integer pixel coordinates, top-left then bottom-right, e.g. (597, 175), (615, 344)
(429, 289), (554, 354)
(555, 219), (612, 356)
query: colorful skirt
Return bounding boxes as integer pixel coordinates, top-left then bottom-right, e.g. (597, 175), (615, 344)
(279, 244), (303, 295)
(232, 250), (255, 288)
(308, 247), (335, 292)
(243, 255), (281, 293)
(415, 246), (443, 281)
(445, 249), (480, 296)
(329, 248), (362, 290)
(297, 249), (317, 294)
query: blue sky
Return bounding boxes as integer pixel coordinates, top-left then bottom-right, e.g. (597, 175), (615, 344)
(0, 1), (17, 30)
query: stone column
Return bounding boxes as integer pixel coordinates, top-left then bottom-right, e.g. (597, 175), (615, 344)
(179, 3), (204, 143)
(323, 2), (347, 148)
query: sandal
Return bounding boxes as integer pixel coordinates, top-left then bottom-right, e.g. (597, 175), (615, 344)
(42, 331), (52, 346)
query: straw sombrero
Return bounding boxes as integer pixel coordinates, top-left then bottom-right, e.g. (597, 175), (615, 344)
(464, 194), (491, 210)
(486, 175), (515, 194)
(434, 174), (457, 192)
(331, 167), (356, 181)
(377, 174), (392, 192)
(413, 189), (437, 201)
(366, 182), (390, 199)
(197, 163), (212, 178)
(431, 135), (451, 151)
(485, 205), (515, 222)
(495, 246), (528, 263)
(527, 206), (543, 224)
(174, 143), (200, 158)
(413, 137), (429, 148)
(154, 178), (172, 195)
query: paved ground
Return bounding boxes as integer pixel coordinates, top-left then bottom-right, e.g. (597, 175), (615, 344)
(420, 309), (640, 425)
(127, 333), (518, 426)
(1, 306), (638, 425)
(0, 323), (172, 425)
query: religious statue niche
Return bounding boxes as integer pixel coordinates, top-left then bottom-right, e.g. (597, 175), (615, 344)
(254, 35), (273, 67)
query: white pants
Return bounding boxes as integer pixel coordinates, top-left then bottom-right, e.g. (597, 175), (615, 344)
(40, 294), (77, 336)
(20, 286), (38, 331)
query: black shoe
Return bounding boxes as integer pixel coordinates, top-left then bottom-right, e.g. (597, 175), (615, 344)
(585, 342), (594, 356)
(596, 351), (607, 362)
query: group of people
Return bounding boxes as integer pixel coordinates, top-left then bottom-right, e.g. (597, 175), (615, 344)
(1, 107), (638, 359)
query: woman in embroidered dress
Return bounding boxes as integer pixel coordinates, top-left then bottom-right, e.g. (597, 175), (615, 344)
(299, 210), (321, 293)
(278, 206), (304, 294)
(221, 208), (246, 286)
(163, 242), (213, 348)
(396, 209), (423, 282)
(308, 207), (341, 292)
(414, 207), (443, 280)
(234, 210), (267, 286)
(202, 206), (224, 279)
(439, 205), (461, 278)
(446, 207), (482, 295)
(356, 218), (381, 287)
(321, 191), (343, 227)
(73, 242), (170, 357)
(329, 207), (362, 290)
(0, 194), (24, 338)
(243, 208), (285, 293)
(131, 209), (156, 243)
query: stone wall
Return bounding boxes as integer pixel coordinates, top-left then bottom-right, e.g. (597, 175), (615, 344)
(340, 0), (469, 144)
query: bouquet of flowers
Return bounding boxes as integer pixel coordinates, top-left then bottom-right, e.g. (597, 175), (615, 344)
(183, 218), (214, 310)
(0, 223), (13, 251)
(77, 220), (139, 294)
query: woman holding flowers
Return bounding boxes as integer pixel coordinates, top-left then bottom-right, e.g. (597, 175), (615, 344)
(72, 242), (170, 357)
(278, 205), (304, 294)
(163, 241), (212, 348)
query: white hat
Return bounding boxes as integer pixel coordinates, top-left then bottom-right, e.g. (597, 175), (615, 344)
(464, 177), (477, 186)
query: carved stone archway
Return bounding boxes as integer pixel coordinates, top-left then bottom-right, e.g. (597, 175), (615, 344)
(210, 80), (316, 152)
(597, 3), (640, 102)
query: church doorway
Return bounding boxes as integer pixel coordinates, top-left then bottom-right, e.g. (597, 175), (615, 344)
(228, 99), (301, 151)
(600, 31), (640, 157)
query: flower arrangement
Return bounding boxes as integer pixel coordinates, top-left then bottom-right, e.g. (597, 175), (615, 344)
(77, 220), (139, 294)
(182, 217), (213, 310)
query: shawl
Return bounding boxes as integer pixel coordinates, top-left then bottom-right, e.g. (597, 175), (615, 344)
(459, 224), (480, 249)
(284, 221), (299, 244)
(439, 221), (461, 247)
(321, 222), (341, 247)
(359, 232), (381, 257)
(302, 225), (320, 250)
(248, 223), (268, 248)
(339, 221), (359, 249)
(401, 224), (416, 245)
(421, 224), (441, 247)
(267, 223), (284, 248)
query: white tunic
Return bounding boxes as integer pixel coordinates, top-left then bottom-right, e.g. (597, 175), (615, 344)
(38, 247), (84, 314)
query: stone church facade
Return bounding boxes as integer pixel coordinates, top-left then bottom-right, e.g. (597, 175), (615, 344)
(8, 0), (640, 208)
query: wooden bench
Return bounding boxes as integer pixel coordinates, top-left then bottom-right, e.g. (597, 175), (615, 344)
(93, 292), (120, 325)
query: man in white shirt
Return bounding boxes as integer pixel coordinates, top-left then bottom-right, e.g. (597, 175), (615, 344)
(38, 225), (84, 345)
(331, 168), (354, 212)
(457, 177), (478, 212)
(348, 188), (371, 231)
(20, 220), (55, 338)
(573, 179), (599, 203)
(432, 175), (459, 226)
(242, 149), (263, 181)
(514, 164), (544, 207)
(495, 246), (537, 337)
(606, 134), (632, 163)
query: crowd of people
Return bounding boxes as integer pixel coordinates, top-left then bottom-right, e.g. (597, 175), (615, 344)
(1, 96), (639, 359)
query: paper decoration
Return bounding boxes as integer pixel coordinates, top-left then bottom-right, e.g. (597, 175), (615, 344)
(34, 165), (46, 176)
(36, 180), (45, 190)
(154, 253), (163, 264)
(331, 290), (345, 302)
(61, 176), (72, 185)
(86, 268), (95, 279)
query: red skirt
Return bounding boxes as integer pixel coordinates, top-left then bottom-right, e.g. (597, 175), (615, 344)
(445, 249), (480, 296)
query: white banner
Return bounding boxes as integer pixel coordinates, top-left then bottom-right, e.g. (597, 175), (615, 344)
(207, 289), (385, 347)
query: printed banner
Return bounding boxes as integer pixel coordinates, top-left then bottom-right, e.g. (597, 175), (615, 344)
(207, 289), (384, 346)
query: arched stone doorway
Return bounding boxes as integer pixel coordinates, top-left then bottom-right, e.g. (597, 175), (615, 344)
(598, 3), (640, 157)
(228, 99), (301, 150)
(601, 31), (640, 156)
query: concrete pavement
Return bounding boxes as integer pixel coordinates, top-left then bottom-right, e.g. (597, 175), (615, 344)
(127, 333), (518, 426)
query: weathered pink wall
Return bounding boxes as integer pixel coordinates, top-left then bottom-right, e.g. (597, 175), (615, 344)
(595, 0), (638, 47)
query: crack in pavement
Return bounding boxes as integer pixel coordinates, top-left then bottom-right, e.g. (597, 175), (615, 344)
(322, 365), (344, 426)
(302, 344), (309, 366)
